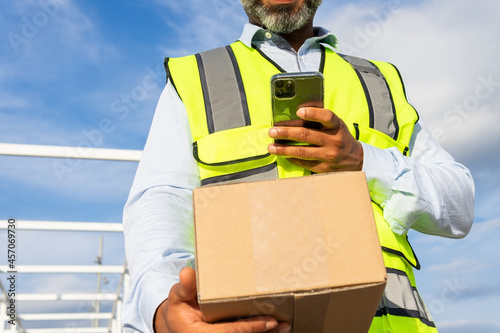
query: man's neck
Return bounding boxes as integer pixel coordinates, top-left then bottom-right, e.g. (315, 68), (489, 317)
(277, 22), (315, 52)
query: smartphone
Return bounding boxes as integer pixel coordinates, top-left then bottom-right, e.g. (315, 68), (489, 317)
(271, 71), (324, 123)
(271, 72), (324, 144)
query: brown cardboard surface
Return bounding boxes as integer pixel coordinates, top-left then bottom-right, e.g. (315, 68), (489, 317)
(193, 171), (387, 332)
(200, 294), (294, 324)
(293, 283), (386, 333)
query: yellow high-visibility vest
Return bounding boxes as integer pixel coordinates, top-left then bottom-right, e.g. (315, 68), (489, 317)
(166, 40), (438, 332)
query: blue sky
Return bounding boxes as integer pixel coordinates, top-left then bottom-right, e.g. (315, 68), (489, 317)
(1, 0), (499, 331)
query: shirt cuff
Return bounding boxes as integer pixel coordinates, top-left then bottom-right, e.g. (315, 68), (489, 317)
(122, 271), (178, 333)
(361, 142), (396, 205)
(360, 142), (409, 235)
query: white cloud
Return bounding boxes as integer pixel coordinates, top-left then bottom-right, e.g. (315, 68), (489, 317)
(25, 274), (96, 294)
(425, 258), (490, 275)
(0, 91), (30, 109)
(317, 0), (500, 166)
(438, 320), (500, 333)
(475, 189), (500, 221)
(155, 0), (247, 56)
(0, 156), (137, 203)
(413, 218), (500, 268)
(411, 218), (500, 325)
(0, 113), (71, 146)
(0, 1), (132, 150)
(2, 0), (114, 65)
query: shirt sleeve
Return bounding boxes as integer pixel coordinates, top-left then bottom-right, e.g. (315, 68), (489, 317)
(361, 120), (475, 238)
(122, 82), (199, 333)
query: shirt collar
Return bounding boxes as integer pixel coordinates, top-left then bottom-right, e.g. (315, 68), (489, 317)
(239, 23), (339, 52)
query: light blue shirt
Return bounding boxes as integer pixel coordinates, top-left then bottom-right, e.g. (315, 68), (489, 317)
(122, 23), (474, 332)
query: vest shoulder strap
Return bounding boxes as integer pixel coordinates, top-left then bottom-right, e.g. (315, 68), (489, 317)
(197, 45), (252, 134)
(336, 53), (399, 140)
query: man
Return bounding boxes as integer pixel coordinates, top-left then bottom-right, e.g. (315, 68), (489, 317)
(123, 1), (475, 332)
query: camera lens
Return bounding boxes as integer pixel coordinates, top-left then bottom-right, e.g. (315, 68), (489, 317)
(276, 89), (285, 98)
(276, 80), (285, 89)
(286, 83), (294, 94)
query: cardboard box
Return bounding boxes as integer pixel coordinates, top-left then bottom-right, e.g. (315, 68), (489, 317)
(193, 172), (387, 333)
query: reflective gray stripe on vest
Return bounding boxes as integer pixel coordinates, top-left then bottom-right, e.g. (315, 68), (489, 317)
(196, 46), (251, 134)
(201, 163), (278, 186)
(195, 46), (279, 185)
(339, 54), (399, 140)
(376, 268), (436, 328)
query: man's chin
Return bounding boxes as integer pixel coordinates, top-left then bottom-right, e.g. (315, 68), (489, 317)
(261, 14), (309, 34)
(241, 0), (321, 34)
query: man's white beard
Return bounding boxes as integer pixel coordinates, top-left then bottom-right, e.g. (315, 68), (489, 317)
(240, 0), (322, 34)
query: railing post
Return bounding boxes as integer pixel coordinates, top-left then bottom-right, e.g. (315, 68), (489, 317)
(116, 299), (123, 333)
(0, 301), (6, 333)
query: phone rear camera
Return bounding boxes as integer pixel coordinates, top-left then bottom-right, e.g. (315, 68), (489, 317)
(275, 80), (285, 89)
(276, 89), (286, 98)
(274, 79), (295, 98)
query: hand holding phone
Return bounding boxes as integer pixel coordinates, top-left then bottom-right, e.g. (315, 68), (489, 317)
(268, 87), (364, 174)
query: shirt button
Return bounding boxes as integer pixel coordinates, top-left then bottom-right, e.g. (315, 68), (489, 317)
(265, 32), (272, 39)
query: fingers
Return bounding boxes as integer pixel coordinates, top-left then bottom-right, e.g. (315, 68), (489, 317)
(164, 267), (289, 333)
(269, 108), (341, 146)
(267, 144), (346, 173)
(268, 107), (364, 173)
(270, 322), (292, 333)
(296, 107), (340, 130)
(268, 142), (324, 161)
(204, 316), (286, 333)
(268, 127), (326, 147)
(170, 268), (291, 333)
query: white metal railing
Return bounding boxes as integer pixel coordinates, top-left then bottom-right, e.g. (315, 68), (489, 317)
(0, 293), (120, 302)
(20, 313), (112, 321)
(9, 221), (123, 233)
(0, 143), (138, 333)
(0, 265), (124, 274)
(0, 143), (141, 161)
(0, 222), (130, 333)
(16, 329), (110, 333)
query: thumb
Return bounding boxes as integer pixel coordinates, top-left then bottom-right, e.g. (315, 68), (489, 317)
(175, 266), (198, 302)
